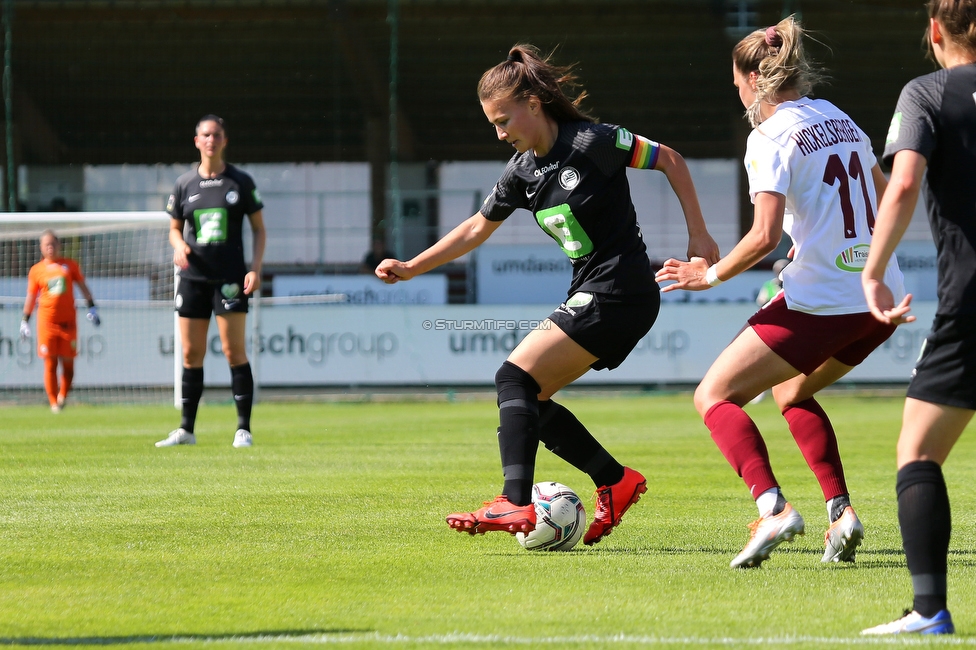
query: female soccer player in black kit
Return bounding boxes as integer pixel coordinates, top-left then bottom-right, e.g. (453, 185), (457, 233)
(377, 44), (720, 544)
(156, 115), (267, 449)
(860, 0), (976, 636)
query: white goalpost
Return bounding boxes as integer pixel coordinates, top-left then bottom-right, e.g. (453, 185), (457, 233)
(0, 211), (269, 406)
(1, 210), (351, 407)
(0, 211), (174, 403)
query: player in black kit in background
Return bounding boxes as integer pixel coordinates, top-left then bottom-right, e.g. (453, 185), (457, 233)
(860, 0), (976, 636)
(157, 115), (267, 449)
(377, 44), (719, 543)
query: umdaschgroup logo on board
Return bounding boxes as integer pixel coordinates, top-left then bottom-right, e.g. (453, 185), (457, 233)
(155, 326), (399, 367)
(274, 274), (448, 305)
(477, 245), (573, 305)
(490, 256), (573, 275)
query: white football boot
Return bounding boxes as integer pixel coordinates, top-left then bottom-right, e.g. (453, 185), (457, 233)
(233, 429), (253, 448)
(730, 502), (805, 568)
(822, 506), (864, 563)
(155, 428), (196, 447)
(862, 610), (954, 635)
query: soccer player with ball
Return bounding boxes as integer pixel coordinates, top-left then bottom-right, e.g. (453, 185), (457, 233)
(377, 44), (720, 544)
(20, 229), (100, 412)
(656, 17), (905, 568)
(860, 0), (976, 636)
(156, 115), (266, 449)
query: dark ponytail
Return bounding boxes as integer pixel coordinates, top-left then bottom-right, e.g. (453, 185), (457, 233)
(477, 44), (595, 123)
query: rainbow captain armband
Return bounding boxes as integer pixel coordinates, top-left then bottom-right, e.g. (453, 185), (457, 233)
(615, 128), (661, 170)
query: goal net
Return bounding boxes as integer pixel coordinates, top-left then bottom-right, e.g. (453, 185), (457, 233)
(0, 212), (175, 404)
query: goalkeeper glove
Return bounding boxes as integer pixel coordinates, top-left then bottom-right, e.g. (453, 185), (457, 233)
(19, 319), (30, 340)
(87, 306), (100, 326)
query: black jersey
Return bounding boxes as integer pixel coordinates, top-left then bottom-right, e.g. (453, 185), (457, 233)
(167, 163), (264, 283)
(480, 121), (656, 297)
(884, 64), (976, 316)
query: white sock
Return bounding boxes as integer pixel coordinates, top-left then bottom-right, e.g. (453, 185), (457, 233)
(756, 488), (780, 517)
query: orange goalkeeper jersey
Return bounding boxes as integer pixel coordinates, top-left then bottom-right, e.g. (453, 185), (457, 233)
(27, 257), (84, 327)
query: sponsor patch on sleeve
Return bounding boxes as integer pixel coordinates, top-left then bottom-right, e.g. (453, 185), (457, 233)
(885, 112), (902, 146)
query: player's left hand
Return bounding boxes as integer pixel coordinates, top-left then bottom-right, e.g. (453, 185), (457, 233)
(19, 320), (30, 340)
(863, 278), (915, 325)
(243, 271), (261, 295)
(87, 306), (101, 326)
(655, 256), (712, 292)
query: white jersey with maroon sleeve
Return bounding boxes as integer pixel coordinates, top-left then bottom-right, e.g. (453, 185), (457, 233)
(745, 98), (904, 315)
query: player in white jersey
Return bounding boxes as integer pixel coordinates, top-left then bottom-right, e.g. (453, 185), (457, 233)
(747, 100), (905, 314)
(656, 16), (905, 569)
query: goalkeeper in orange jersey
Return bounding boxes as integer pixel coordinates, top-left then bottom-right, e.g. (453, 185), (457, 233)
(20, 229), (100, 412)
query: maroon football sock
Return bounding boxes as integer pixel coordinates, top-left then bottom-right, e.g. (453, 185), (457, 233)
(782, 397), (847, 501)
(704, 400), (778, 499)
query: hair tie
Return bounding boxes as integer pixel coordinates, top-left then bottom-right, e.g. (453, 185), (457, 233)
(765, 26), (782, 48)
(506, 52), (520, 63)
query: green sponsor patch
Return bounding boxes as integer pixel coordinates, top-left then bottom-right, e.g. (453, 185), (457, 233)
(194, 208), (228, 244)
(566, 292), (593, 308)
(536, 204), (594, 259)
(221, 283), (240, 299)
(885, 112), (902, 146)
(615, 127), (634, 151)
(835, 244), (871, 272)
(46, 276), (66, 296)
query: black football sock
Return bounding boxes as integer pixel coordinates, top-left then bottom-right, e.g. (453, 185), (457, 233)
(538, 399), (624, 488)
(180, 366), (204, 433)
(495, 361), (540, 507)
(230, 362), (254, 431)
(897, 460), (950, 617)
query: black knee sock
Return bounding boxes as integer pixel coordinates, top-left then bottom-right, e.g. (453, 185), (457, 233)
(495, 361), (540, 506)
(897, 460), (951, 617)
(230, 362), (254, 431)
(180, 366), (204, 433)
(538, 400), (624, 488)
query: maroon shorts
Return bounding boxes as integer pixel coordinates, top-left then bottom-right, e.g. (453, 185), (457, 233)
(747, 293), (896, 375)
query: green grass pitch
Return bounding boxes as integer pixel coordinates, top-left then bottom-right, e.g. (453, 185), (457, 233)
(3, 392), (976, 648)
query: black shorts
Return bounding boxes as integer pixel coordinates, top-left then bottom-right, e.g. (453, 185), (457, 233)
(907, 315), (976, 410)
(175, 276), (249, 319)
(548, 290), (661, 370)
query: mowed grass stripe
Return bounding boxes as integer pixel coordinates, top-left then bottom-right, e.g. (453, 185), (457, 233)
(1, 394), (975, 648)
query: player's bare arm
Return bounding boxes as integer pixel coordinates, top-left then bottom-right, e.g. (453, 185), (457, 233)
(862, 150), (926, 325)
(169, 218), (191, 270)
(244, 210), (266, 295)
(654, 144), (720, 264)
(376, 213), (502, 284)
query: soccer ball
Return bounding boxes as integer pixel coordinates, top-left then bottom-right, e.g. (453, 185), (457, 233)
(515, 482), (586, 551)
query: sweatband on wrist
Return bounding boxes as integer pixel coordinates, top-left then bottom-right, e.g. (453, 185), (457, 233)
(22, 314), (30, 323)
(705, 265), (724, 287)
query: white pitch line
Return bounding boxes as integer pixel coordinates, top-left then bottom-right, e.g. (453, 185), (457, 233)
(100, 632), (975, 646)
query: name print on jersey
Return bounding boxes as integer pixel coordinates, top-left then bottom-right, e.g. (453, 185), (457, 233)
(791, 118), (863, 157)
